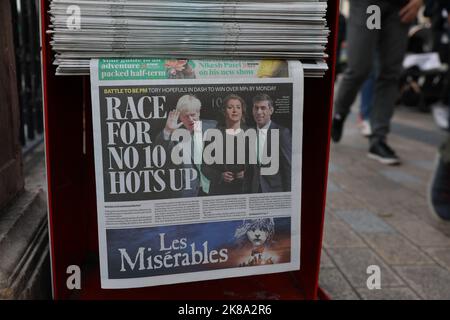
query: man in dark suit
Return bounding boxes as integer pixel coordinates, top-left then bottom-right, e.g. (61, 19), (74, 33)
(156, 94), (217, 198)
(247, 94), (292, 193)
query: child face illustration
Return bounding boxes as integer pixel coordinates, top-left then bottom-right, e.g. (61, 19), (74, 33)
(246, 227), (268, 246)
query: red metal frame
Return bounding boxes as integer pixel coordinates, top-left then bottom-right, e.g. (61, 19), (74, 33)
(40, 0), (339, 300)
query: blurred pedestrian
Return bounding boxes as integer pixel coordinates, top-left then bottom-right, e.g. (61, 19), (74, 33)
(430, 137), (450, 222)
(336, 13), (347, 77)
(332, 0), (423, 165)
(428, 0), (450, 222)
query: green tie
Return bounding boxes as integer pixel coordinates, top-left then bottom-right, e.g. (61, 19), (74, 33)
(193, 134), (210, 194)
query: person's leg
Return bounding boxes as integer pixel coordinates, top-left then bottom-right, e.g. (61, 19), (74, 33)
(334, 0), (377, 118)
(429, 7), (450, 222)
(359, 53), (381, 136)
(332, 0), (377, 142)
(445, 45), (450, 129)
(360, 73), (375, 120)
(435, 63), (450, 130)
(370, 4), (409, 143)
(366, 3), (409, 164)
(335, 13), (346, 78)
(431, 26), (450, 131)
(430, 135), (450, 221)
(448, 89), (450, 131)
(358, 73), (375, 137)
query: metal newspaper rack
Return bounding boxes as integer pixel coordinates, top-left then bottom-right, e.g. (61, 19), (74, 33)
(40, 0), (339, 300)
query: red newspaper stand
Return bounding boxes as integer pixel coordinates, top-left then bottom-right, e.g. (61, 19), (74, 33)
(40, 0), (339, 300)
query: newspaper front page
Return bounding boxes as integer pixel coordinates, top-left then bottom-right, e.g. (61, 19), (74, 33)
(90, 58), (303, 288)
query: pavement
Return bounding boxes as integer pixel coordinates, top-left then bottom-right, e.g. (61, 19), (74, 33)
(319, 96), (450, 299)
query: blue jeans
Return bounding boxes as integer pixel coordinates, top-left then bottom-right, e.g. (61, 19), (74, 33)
(360, 72), (375, 120)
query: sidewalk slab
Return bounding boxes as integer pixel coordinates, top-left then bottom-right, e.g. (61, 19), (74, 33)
(424, 247), (450, 271)
(361, 233), (433, 265)
(335, 209), (394, 234)
(379, 169), (422, 187)
(323, 213), (367, 248)
(387, 219), (450, 248)
(356, 287), (420, 300)
(327, 247), (405, 288)
(394, 266), (450, 300)
(319, 268), (360, 300)
(320, 249), (335, 269)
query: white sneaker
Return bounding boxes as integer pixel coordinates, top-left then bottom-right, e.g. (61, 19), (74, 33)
(359, 120), (372, 137)
(431, 102), (449, 130)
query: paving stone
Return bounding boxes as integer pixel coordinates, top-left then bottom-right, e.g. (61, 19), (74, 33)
(326, 191), (362, 211)
(394, 167), (432, 195)
(335, 209), (395, 234)
(320, 249), (335, 268)
(394, 266), (450, 299)
(334, 175), (416, 214)
(391, 206), (450, 238)
(326, 189), (379, 215)
(401, 159), (434, 175)
(356, 287), (420, 300)
(327, 247), (404, 288)
(425, 211), (450, 236)
(340, 124), (361, 139)
(379, 169), (422, 186)
(391, 200), (435, 224)
(409, 159), (435, 171)
(328, 163), (342, 173)
(387, 219), (450, 247)
(391, 121), (445, 149)
(362, 233), (433, 265)
(387, 203), (430, 222)
(327, 180), (341, 194)
(324, 206), (335, 216)
(319, 268), (360, 300)
(322, 214), (367, 248)
(424, 248), (450, 271)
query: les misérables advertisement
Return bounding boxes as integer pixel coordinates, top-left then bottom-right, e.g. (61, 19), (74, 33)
(89, 58), (303, 288)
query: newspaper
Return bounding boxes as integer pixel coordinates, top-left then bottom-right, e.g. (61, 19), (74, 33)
(90, 58), (303, 288)
(48, 0), (329, 76)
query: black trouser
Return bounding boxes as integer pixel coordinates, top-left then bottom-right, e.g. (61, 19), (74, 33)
(334, 0), (410, 142)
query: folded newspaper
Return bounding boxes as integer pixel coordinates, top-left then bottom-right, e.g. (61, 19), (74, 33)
(90, 58), (303, 288)
(48, 0), (329, 77)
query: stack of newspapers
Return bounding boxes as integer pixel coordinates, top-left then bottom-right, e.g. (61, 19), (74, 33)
(48, 0), (330, 77)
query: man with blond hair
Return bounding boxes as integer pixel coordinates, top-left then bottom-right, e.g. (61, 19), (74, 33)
(156, 94), (217, 197)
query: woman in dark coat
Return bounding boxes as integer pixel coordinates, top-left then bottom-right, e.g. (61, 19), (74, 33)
(203, 94), (251, 195)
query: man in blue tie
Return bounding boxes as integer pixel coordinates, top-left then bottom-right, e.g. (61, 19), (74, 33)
(247, 94), (292, 193)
